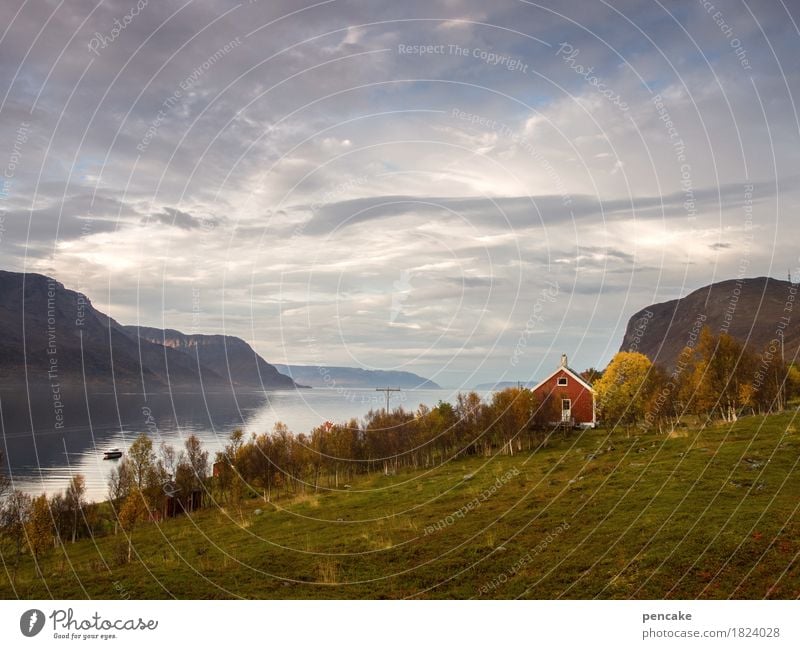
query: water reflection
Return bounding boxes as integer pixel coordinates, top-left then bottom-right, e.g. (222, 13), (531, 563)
(0, 387), (457, 501)
(1, 388), (269, 501)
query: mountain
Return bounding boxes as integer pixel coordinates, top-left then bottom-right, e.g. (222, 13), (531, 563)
(124, 326), (296, 390)
(0, 271), (218, 389)
(273, 364), (441, 389)
(0, 270), (295, 390)
(619, 276), (800, 369)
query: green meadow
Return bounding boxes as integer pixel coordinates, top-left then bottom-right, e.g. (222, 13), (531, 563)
(3, 412), (799, 599)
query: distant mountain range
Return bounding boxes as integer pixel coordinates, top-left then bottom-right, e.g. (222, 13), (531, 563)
(0, 270), (296, 390)
(473, 381), (535, 391)
(273, 364), (441, 389)
(0, 270), (440, 393)
(620, 276), (800, 369)
(8, 270), (793, 393)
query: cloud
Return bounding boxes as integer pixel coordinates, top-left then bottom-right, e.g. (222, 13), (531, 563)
(148, 207), (220, 230)
(299, 177), (789, 236)
(1, 0), (798, 383)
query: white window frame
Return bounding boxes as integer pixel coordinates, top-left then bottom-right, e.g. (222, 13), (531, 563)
(561, 398), (572, 422)
(557, 376), (568, 386)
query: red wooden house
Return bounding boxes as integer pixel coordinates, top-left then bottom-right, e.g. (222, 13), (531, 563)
(530, 354), (596, 428)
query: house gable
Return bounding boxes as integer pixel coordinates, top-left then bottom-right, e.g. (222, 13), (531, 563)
(529, 365), (594, 394)
(529, 358), (596, 427)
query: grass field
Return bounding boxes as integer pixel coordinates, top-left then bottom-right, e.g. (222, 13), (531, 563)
(3, 411), (800, 599)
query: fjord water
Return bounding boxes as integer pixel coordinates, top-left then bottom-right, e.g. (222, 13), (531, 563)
(0, 387), (464, 501)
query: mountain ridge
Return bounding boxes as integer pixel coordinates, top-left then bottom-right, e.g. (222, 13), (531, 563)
(0, 270), (295, 390)
(619, 276), (800, 369)
(124, 325), (296, 390)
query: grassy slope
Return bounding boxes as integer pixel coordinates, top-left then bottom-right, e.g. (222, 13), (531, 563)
(2, 412), (800, 599)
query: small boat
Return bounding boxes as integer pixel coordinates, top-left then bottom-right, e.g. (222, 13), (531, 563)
(103, 448), (123, 460)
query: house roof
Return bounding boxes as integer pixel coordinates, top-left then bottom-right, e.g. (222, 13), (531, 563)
(529, 364), (595, 394)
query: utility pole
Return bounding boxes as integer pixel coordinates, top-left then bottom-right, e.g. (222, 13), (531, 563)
(375, 387), (401, 412)
(779, 328), (786, 411)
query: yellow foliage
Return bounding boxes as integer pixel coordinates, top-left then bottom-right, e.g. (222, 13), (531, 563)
(594, 351), (653, 427)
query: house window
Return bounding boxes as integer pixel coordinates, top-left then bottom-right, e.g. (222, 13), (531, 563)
(557, 377), (568, 386)
(562, 399), (571, 411)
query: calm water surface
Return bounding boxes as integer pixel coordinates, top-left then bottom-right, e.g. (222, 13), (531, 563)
(0, 387), (481, 501)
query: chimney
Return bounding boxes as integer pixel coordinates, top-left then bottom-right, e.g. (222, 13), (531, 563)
(560, 353), (568, 368)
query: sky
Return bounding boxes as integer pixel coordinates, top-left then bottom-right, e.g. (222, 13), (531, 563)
(0, 0), (798, 388)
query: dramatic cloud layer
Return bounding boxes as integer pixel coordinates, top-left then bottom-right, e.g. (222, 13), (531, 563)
(1, 0), (798, 386)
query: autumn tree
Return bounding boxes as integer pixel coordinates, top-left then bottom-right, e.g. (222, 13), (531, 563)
(531, 390), (560, 430)
(213, 429), (249, 515)
(48, 492), (69, 544)
(64, 474), (87, 543)
(580, 367), (603, 384)
(127, 433), (157, 491)
(184, 434), (209, 488)
(640, 363), (678, 430)
(594, 351), (654, 429)
(320, 421), (360, 487)
(26, 494), (54, 576)
(486, 387), (538, 455)
(680, 328), (750, 421)
(748, 342), (795, 414)
(158, 442), (178, 480)
(425, 402), (457, 465)
(0, 451), (9, 503)
(0, 490), (32, 583)
(127, 433), (168, 512)
(118, 489), (148, 563)
(454, 391), (486, 456)
(787, 364), (800, 404)
(107, 459), (132, 507)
